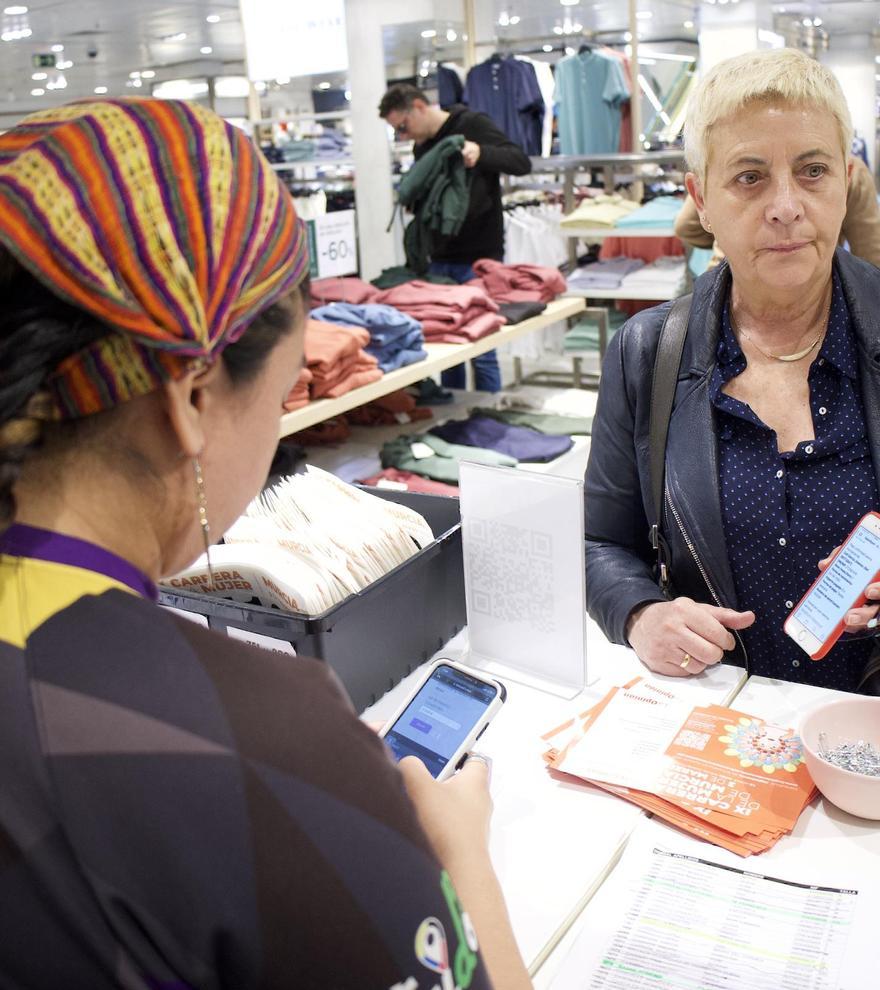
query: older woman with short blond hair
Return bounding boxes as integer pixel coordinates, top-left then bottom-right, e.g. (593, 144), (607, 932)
(586, 48), (880, 692)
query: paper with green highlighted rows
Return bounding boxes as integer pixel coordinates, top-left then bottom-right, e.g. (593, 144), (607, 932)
(548, 818), (870, 990)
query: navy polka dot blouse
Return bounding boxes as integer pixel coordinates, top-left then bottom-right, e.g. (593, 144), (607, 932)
(710, 271), (879, 692)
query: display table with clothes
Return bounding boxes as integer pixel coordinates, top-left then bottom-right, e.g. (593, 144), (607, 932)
(534, 676), (880, 989)
(278, 297), (587, 438)
(366, 635), (879, 984)
(296, 385), (598, 492)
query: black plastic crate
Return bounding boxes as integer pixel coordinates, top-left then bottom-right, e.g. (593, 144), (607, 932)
(158, 489), (464, 711)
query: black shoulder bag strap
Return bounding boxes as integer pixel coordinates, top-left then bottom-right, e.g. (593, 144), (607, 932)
(648, 293), (693, 596)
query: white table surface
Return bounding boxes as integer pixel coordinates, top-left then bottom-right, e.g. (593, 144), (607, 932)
(364, 623), (746, 974)
(535, 676), (880, 989)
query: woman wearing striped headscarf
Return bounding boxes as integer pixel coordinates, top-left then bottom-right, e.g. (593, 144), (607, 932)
(0, 100), (529, 990)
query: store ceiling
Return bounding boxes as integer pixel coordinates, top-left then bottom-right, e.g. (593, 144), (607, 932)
(1, 0), (879, 117)
(0, 0), (244, 110)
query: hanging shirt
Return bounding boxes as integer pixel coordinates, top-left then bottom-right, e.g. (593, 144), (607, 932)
(0, 523), (492, 989)
(438, 63), (464, 108)
(463, 56), (544, 155)
(516, 56), (556, 158)
(556, 50), (630, 155)
(709, 272), (879, 691)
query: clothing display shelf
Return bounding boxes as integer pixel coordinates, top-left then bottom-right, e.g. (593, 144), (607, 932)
(255, 111), (351, 125)
(269, 158), (356, 172)
(527, 150), (686, 266)
(564, 284), (680, 302)
(278, 297), (586, 438)
(528, 151), (687, 202)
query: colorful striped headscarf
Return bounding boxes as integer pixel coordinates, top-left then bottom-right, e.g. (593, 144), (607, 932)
(0, 98), (309, 419)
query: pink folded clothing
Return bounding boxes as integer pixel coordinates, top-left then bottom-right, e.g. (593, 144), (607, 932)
(310, 276), (379, 306)
(357, 468), (460, 497)
(470, 259), (566, 302)
(425, 312), (506, 343)
(375, 280), (499, 315)
(466, 277), (539, 304)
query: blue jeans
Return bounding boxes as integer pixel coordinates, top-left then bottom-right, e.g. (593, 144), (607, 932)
(428, 261), (502, 393)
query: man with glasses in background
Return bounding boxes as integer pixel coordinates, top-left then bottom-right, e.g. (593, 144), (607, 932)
(379, 83), (531, 391)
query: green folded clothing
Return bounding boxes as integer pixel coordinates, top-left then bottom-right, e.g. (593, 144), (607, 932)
(563, 313), (626, 352)
(380, 433), (517, 483)
(371, 266), (459, 289)
(470, 407), (592, 436)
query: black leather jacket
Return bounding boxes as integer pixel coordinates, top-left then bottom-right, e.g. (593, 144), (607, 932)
(584, 249), (880, 672)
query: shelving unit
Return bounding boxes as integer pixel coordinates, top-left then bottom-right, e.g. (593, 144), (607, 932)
(269, 159), (355, 171)
(559, 226), (676, 240)
(565, 284), (682, 302)
(278, 297), (586, 438)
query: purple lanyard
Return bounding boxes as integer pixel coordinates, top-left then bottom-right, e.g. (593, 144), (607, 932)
(0, 523), (158, 600)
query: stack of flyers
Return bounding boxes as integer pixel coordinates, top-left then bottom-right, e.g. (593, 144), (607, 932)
(542, 678), (816, 856)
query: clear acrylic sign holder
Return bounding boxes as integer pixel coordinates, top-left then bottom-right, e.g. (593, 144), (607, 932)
(459, 462), (587, 698)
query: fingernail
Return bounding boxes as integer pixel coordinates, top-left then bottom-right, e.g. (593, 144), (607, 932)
(845, 612), (859, 625)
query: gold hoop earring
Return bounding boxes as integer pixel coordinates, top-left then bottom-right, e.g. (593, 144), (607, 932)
(193, 456), (215, 590)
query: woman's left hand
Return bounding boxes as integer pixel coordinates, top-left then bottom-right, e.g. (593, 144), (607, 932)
(818, 548), (880, 632)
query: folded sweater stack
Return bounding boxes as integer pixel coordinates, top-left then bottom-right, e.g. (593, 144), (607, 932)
(375, 281), (506, 344)
(310, 302), (427, 374)
(283, 366), (313, 412)
(467, 259), (567, 303)
(304, 319), (382, 399)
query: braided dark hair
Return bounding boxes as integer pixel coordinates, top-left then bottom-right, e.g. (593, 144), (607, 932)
(0, 251), (110, 527)
(0, 249), (306, 529)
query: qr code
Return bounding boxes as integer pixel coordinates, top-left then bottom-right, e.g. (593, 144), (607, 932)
(673, 730), (710, 751)
(465, 517), (555, 634)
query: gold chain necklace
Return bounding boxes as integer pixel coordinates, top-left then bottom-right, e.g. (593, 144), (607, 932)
(732, 302), (829, 363)
(738, 328), (822, 362)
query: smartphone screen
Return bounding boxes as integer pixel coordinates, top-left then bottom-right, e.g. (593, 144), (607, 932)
(791, 522), (880, 644)
(382, 664), (500, 778)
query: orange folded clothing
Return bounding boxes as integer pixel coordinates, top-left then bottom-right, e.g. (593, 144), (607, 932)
(319, 358), (383, 399)
(470, 259), (567, 302)
(283, 366), (313, 412)
(310, 276), (379, 307)
(304, 319), (383, 398)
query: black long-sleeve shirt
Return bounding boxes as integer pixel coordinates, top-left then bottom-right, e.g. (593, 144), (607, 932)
(414, 105), (531, 264)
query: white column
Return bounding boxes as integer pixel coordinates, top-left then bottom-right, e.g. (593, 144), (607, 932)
(343, 0), (449, 280)
(821, 38), (876, 175)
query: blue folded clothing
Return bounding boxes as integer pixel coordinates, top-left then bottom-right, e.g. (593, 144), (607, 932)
(429, 415), (573, 463)
(311, 302), (427, 374)
(374, 346), (428, 373)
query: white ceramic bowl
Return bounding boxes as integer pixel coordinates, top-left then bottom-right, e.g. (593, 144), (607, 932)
(800, 697), (880, 820)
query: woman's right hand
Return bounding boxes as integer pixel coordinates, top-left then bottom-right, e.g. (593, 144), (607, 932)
(626, 597), (755, 677)
(398, 755), (493, 866)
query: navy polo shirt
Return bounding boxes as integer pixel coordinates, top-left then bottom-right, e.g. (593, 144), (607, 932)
(710, 271), (879, 691)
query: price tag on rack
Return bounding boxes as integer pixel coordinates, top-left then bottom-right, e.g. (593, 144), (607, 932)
(307, 210), (357, 279)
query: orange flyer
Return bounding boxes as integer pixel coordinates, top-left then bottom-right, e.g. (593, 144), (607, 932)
(541, 684), (817, 857)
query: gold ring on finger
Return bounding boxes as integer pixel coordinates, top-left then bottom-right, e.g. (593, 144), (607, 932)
(680, 653), (692, 670)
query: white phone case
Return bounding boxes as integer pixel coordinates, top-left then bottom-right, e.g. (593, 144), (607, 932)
(379, 659), (506, 781)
